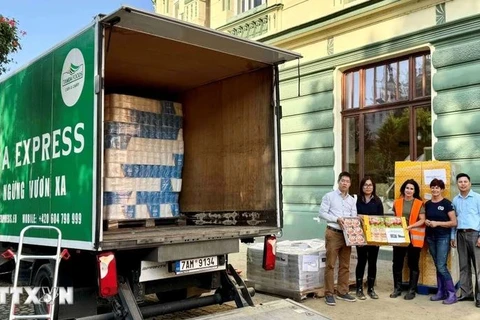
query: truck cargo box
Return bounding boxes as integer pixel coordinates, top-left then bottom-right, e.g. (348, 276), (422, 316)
(0, 7), (301, 251)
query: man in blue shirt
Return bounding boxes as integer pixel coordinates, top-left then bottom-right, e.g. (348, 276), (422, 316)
(319, 171), (358, 306)
(451, 173), (480, 307)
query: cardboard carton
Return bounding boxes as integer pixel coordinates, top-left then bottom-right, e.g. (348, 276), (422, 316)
(362, 216), (410, 246)
(342, 217), (367, 246)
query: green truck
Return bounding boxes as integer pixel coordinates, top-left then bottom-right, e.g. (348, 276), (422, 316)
(0, 6), (301, 320)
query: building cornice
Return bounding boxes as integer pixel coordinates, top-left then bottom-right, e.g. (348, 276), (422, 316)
(216, 4), (284, 39)
(260, 0), (401, 44)
(279, 12), (480, 81)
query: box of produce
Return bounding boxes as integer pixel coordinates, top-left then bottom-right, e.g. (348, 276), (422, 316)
(342, 217), (367, 247)
(362, 216), (410, 246)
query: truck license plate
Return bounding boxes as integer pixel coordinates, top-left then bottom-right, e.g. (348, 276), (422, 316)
(175, 256), (218, 274)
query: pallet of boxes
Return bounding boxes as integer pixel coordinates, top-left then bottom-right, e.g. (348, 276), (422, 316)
(103, 94), (184, 229)
(395, 161), (460, 292)
(246, 239), (357, 302)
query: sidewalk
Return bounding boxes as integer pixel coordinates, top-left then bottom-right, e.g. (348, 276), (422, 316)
(229, 243), (480, 320)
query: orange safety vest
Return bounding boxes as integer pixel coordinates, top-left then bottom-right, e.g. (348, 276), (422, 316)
(393, 198), (425, 248)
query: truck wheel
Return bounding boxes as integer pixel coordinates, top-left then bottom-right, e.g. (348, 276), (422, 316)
(32, 263), (59, 320)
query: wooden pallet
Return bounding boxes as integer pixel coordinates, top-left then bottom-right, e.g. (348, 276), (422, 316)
(253, 280), (356, 302)
(253, 284), (322, 302)
(104, 217), (181, 230)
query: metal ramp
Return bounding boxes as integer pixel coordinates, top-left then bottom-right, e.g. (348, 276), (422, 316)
(189, 299), (331, 320)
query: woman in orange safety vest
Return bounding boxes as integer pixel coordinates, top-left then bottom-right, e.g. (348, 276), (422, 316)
(389, 179), (426, 300)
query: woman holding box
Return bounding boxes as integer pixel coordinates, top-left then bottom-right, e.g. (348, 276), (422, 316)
(425, 178), (457, 304)
(390, 179), (426, 300)
(355, 177), (384, 300)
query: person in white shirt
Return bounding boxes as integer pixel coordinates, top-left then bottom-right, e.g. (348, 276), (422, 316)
(319, 171), (358, 306)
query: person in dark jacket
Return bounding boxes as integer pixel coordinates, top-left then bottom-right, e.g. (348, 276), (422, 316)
(355, 176), (384, 300)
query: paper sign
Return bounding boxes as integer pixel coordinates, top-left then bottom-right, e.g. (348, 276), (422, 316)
(423, 169), (447, 185)
(319, 253), (327, 268)
(386, 228), (407, 243)
(302, 255), (319, 272)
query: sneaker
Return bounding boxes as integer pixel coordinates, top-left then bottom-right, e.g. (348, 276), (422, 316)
(337, 293), (357, 302)
(325, 295), (336, 306)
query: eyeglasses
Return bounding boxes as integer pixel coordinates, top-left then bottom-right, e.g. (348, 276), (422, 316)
(363, 184), (373, 188)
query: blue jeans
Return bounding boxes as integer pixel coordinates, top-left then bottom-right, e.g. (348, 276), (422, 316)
(426, 234), (452, 281)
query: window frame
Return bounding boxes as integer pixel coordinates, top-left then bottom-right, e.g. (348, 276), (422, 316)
(237, 0), (265, 14)
(341, 51), (432, 180)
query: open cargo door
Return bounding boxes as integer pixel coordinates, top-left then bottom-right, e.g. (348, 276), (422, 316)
(98, 7), (301, 248)
(100, 7), (300, 66)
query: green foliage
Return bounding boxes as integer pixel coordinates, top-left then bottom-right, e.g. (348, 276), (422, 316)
(366, 107), (431, 182)
(367, 109), (410, 181)
(0, 15), (26, 75)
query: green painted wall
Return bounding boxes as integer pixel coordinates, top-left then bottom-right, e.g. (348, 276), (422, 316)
(276, 13), (480, 241)
(432, 37), (480, 189)
(279, 72), (334, 240)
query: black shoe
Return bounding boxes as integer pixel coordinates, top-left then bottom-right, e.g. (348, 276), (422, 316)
(476, 300), (480, 308)
(404, 271), (419, 300)
(390, 272), (402, 298)
(404, 290), (416, 300)
(390, 290), (401, 298)
(368, 288), (379, 299)
(356, 290), (366, 300)
(457, 295), (475, 302)
(367, 277), (379, 299)
(325, 295), (336, 306)
(336, 293), (357, 302)
(355, 278), (366, 300)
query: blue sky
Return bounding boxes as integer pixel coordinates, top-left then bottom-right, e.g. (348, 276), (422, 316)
(1, 0), (154, 79)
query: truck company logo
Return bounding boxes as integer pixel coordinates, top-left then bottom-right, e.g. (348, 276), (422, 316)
(61, 48), (85, 107)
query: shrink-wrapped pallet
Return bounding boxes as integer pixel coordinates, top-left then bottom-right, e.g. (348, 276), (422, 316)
(246, 239), (356, 300)
(103, 94), (183, 221)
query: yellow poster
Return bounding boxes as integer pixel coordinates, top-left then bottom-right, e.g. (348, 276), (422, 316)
(394, 161), (451, 200)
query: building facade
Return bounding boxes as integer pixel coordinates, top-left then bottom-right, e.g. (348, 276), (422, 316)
(154, 0), (480, 240)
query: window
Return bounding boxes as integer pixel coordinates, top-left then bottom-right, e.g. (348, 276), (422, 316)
(174, 0), (179, 18)
(223, 0), (231, 11)
(342, 53), (432, 202)
(162, 0), (169, 14)
(237, 0), (265, 14)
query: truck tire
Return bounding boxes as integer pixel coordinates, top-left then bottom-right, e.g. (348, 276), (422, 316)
(32, 263), (59, 320)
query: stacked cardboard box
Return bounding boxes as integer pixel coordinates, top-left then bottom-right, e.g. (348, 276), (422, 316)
(362, 216), (410, 246)
(246, 239), (357, 299)
(103, 94), (184, 221)
(394, 161), (452, 201)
